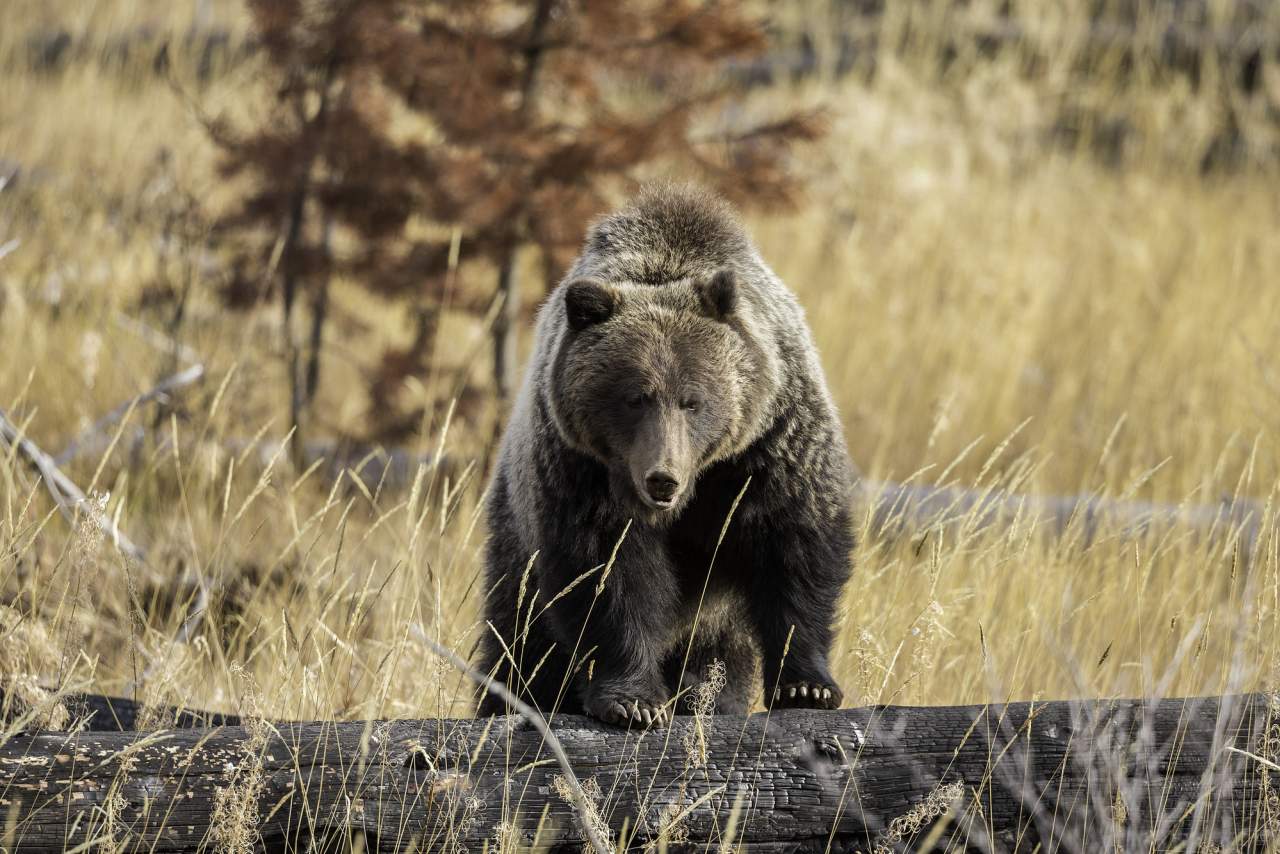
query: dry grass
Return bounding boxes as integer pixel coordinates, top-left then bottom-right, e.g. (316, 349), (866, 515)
(3, 2), (1280, 851)
(1, 0), (1279, 812)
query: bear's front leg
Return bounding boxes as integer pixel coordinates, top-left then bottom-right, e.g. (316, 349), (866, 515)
(541, 527), (680, 728)
(748, 517), (853, 711)
(577, 581), (676, 728)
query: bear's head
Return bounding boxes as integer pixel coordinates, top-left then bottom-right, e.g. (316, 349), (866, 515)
(549, 270), (755, 521)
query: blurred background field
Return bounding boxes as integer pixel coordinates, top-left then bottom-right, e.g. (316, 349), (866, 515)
(1, 0), (1278, 725)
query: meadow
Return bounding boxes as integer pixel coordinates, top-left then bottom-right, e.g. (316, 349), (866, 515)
(1, 0), (1278, 744)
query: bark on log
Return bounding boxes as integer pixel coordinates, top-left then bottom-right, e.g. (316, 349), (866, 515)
(1, 693), (1276, 852)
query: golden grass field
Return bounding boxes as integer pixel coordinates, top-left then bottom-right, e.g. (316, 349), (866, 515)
(1, 0), (1279, 741)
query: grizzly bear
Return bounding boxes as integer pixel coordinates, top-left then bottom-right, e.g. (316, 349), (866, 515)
(475, 184), (854, 726)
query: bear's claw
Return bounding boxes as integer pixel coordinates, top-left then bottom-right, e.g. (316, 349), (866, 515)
(589, 696), (670, 728)
(772, 681), (841, 710)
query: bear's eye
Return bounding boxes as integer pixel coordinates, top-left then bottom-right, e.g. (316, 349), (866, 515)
(626, 393), (648, 409)
(680, 397), (702, 412)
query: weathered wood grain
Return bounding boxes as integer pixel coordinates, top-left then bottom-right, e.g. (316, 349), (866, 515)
(1, 693), (1275, 851)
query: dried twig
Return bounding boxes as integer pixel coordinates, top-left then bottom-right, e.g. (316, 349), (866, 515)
(55, 363), (206, 466)
(112, 310), (203, 365)
(410, 624), (614, 854)
(0, 408), (147, 566)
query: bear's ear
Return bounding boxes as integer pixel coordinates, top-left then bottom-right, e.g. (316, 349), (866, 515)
(696, 269), (737, 322)
(564, 278), (616, 331)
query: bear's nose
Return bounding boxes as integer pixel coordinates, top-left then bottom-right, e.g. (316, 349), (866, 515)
(644, 472), (680, 503)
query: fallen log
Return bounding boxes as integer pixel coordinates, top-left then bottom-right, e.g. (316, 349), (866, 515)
(1, 693), (1275, 852)
(18, 26), (249, 81)
(51, 692), (241, 732)
(857, 478), (1266, 560)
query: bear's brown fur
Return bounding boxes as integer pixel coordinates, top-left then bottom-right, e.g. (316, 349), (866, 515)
(477, 184), (855, 726)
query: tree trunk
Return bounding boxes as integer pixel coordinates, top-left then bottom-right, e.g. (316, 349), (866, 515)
(279, 66), (339, 471)
(302, 215), (333, 413)
(280, 185), (308, 473)
(2, 692), (1275, 852)
(492, 251), (520, 413)
(490, 0), (557, 427)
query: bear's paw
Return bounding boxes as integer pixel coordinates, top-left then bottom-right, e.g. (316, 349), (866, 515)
(585, 689), (672, 728)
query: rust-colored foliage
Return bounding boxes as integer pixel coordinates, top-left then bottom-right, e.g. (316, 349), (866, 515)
(214, 0), (822, 446)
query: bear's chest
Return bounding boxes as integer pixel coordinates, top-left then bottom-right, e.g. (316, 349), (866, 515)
(665, 466), (759, 596)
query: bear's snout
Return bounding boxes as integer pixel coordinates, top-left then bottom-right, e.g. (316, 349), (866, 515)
(644, 471), (680, 506)
(627, 408), (691, 512)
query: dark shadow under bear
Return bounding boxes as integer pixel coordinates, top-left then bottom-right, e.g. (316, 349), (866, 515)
(476, 185), (854, 726)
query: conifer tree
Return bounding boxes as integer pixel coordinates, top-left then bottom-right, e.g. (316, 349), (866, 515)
(214, 0), (822, 449)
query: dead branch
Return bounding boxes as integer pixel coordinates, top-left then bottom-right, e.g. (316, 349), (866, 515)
(0, 408), (148, 567)
(54, 363), (206, 466)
